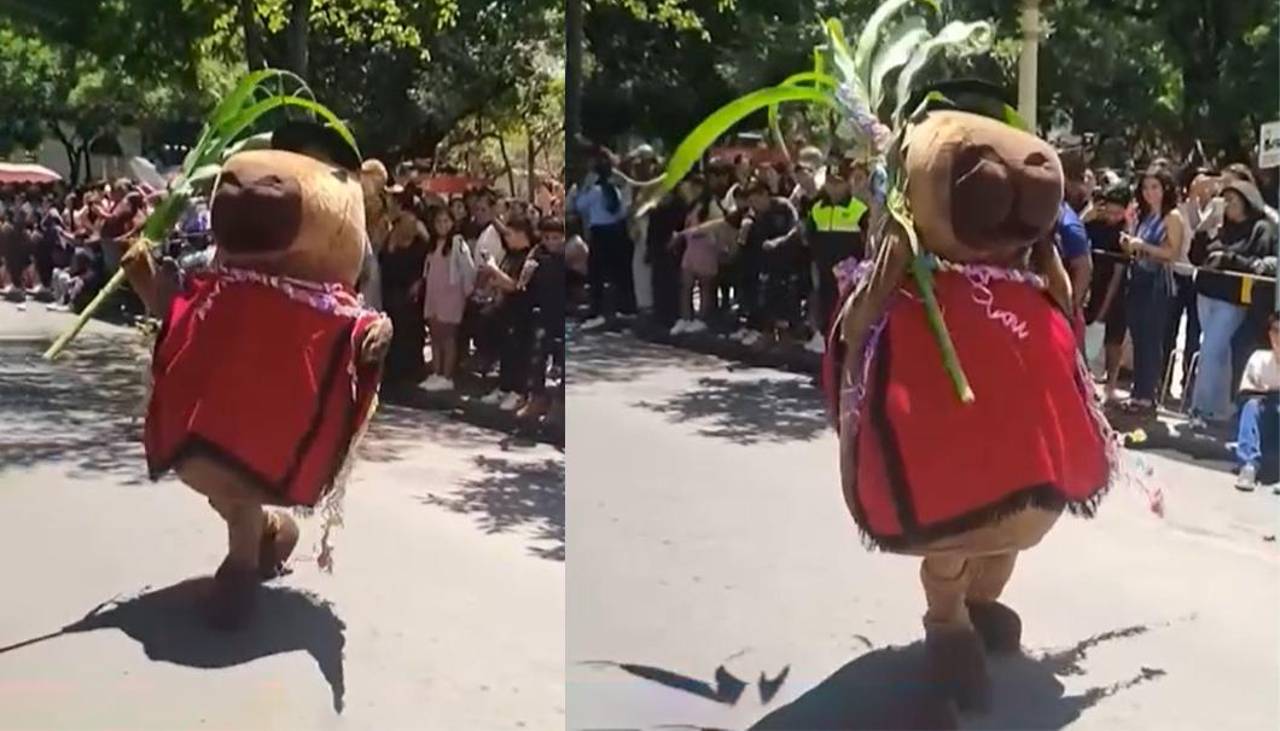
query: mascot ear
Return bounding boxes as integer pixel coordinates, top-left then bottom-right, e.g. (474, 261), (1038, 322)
(272, 120), (362, 172)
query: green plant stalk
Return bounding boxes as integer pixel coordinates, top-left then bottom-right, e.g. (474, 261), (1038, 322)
(910, 255), (974, 403)
(42, 192), (191, 361)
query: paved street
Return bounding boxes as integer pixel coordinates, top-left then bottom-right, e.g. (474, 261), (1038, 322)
(0, 306), (564, 730)
(568, 331), (1280, 731)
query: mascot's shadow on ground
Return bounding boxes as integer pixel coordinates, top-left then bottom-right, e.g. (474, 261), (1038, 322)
(749, 626), (1166, 731)
(0, 577), (347, 713)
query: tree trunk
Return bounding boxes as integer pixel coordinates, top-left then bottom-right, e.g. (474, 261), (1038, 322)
(48, 121), (80, 186)
(565, 0), (584, 184)
(80, 143), (93, 184)
(239, 0), (265, 70)
(526, 128), (537, 202)
(497, 131), (516, 198)
(287, 0), (312, 80)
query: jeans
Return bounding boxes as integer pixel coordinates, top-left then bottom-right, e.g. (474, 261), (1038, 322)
(1191, 295), (1247, 421)
(1235, 394), (1279, 481)
(1125, 267), (1171, 402)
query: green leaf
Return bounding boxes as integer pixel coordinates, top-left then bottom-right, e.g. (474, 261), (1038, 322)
(222, 131), (275, 159)
(869, 18), (931, 112)
(1001, 104), (1030, 132)
(212, 94), (361, 164)
(852, 0), (919, 97)
(893, 20), (994, 123)
(824, 18), (857, 87)
(768, 71), (838, 136)
(640, 85), (836, 214)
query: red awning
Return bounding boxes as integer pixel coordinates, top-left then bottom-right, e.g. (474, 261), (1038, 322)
(416, 175), (482, 195)
(0, 163), (62, 185)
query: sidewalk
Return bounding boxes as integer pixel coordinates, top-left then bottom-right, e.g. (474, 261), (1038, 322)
(0, 303), (562, 447)
(580, 314), (1247, 477)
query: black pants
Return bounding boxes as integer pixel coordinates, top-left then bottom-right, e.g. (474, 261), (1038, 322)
(811, 238), (859, 336)
(650, 241), (682, 328)
(1162, 273), (1200, 393)
(736, 247), (764, 328)
(528, 304), (565, 395)
(587, 222), (636, 318)
(762, 245), (804, 329)
(464, 299), (503, 369)
(498, 302), (536, 393)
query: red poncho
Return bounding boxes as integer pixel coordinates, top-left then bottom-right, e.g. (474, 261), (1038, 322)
(144, 268), (383, 507)
(824, 263), (1114, 550)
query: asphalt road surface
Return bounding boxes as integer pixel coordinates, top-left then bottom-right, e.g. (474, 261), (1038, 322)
(567, 330), (1280, 731)
(0, 306), (564, 730)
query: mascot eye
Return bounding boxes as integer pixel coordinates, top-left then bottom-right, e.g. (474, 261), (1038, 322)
(331, 169), (350, 183)
(1024, 152), (1050, 168)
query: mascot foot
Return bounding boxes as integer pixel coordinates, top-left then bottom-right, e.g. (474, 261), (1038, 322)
(967, 600), (1022, 654)
(259, 511), (300, 580)
(925, 627), (992, 714)
(207, 563), (258, 631)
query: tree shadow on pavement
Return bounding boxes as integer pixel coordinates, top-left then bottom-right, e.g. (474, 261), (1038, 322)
(569, 331), (717, 387)
(0, 578), (347, 713)
(0, 337), (150, 484)
(635, 375), (830, 445)
(358, 403), (496, 463)
(418, 455), (565, 561)
(749, 624), (1166, 731)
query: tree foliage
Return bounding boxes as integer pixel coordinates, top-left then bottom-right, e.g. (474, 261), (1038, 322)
(583, 0), (1279, 163)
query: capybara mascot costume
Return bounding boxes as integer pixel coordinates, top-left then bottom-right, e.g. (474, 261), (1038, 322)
(823, 81), (1118, 714)
(122, 122), (391, 630)
(643, 3), (1127, 720)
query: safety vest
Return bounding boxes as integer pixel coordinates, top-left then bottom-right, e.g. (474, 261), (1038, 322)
(810, 197), (867, 232)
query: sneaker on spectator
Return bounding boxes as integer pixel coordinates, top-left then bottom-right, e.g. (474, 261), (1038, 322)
(670, 319), (691, 336)
(423, 375), (453, 392)
(16, 301), (26, 312)
(740, 330), (762, 347)
(685, 320), (708, 334)
(728, 328), (749, 342)
(581, 316), (608, 330)
(1236, 463), (1258, 492)
(499, 392), (522, 411)
(805, 333), (826, 354)
(480, 390), (504, 406)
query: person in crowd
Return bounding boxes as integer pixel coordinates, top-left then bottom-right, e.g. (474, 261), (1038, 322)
(732, 154), (752, 189)
(574, 155), (635, 328)
(422, 205), (476, 392)
(1117, 166), (1185, 416)
(804, 156), (869, 353)
(565, 213), (590, 305)
(646, 174), (696, 331)
(1232, 313), (1280, 492)
(460, 187), (506, 373)
(672, 173), (733, 335)
(477, 216), (539, 411)
(730, 178), (800, 346)
(0, 211), (34, 305)
(1056, 149), (1094, 347)
(1190, 179), (1276, 427)
(1223, 163), (1280, 234)
(518, 216), (568, 421)
(378, 189), (431, 386)
(1164, 168), (1223, 395)
(1060, 147), (1095, 213)
(1083, 182), (1133, 401)
(449, 196), (468, 227)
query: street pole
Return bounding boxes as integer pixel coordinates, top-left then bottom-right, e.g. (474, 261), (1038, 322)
(1017, 0), (1040, 134)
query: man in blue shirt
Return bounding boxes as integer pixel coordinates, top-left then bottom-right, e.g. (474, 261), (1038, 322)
(1056, 152), (1094, 346)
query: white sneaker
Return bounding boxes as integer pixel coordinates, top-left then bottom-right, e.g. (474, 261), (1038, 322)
(670, 319), (690, 336)
(684, 320), (708, 334)
(423, 375), (452, 392)
(16, 302), (26, 312)
(740, 330), (762, 346)
(499, 392), (523, 411)
(480, 390), (504, 405)
(805, 333), (826, 354)
(728, 328), (748, 342)
(581, 316), (608, 330)
(1236, 463), (1259, 492)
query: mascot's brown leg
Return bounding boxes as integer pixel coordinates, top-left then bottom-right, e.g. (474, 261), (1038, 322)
(965, 554), (1023, 654)
(921, 556), (992, 713)
(177, 456), (300, 630)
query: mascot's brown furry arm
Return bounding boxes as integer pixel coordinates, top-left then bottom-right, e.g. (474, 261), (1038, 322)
(122, 123), (392, 630)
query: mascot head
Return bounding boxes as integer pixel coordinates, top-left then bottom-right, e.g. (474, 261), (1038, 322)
(210, 121), (366, 288)
(898, 83), (1064, 264)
